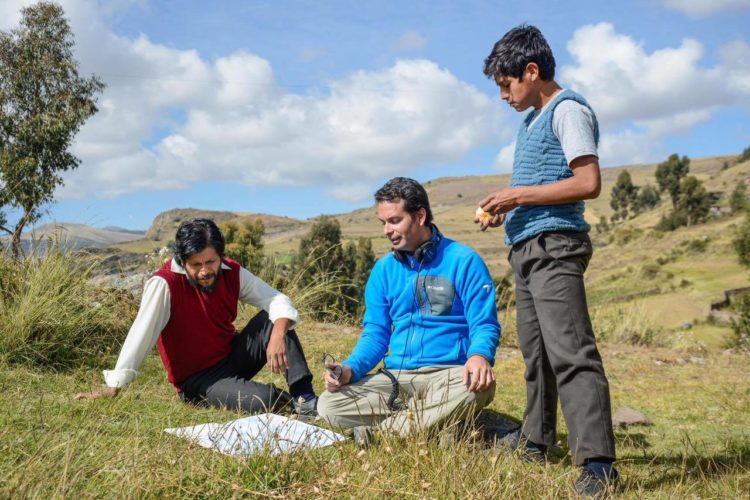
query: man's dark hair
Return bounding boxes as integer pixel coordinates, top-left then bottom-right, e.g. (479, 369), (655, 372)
(173, 218), (225, 266)
(483, 24), (556, 81)
(374, 177), (433, 224)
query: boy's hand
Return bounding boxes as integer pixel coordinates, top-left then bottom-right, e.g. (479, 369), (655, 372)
(479, 188), (520, 216)
(474, 211), (505, 232)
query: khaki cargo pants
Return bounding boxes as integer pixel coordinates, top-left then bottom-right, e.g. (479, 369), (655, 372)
(317, 365), (495, 436)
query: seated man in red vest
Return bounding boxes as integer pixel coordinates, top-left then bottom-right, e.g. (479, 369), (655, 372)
(76, 218), (317, 415)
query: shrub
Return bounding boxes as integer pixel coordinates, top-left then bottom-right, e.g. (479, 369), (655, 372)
(610, 170), (638, 221)
(591, 302), (662, 346)
(739, 145), (750, 164)
(595, 215), (610, 234)
(493, 275), (514, 309)
(641, 263), (661, 279)
(676, 176), (711, 225)
(729, 182), (747, 213)
(682, 237), (709, 253)
(633, 184), (660, 213)
(655, 153), (690, 207)
(729, 294), (750, 352)
(0, 246), (135, 369)
(656, 254), (675, 266)
(613, 227), (643, 246)
(656, 209), (688, 231)
(222, 218), (265, 274)
(733, 212), (750, 267)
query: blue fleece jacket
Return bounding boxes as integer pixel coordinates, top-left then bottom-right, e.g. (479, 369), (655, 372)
(343, 234), (501, 382)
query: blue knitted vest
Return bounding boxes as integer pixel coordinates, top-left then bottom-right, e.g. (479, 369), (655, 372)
(504, 89), (598, 245)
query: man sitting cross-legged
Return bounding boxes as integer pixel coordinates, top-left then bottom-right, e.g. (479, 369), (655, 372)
(76, 218), (318, 416)
(318, 177), (502, 444)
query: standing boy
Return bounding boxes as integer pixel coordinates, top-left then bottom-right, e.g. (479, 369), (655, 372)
(478, 25), (618, 497)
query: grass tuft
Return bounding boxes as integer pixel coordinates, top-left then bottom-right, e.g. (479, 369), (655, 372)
(591, 301), (663, 346)
(0, 244), (135, 369)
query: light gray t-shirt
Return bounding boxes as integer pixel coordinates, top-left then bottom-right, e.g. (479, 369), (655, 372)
(528, 91), (598, 165)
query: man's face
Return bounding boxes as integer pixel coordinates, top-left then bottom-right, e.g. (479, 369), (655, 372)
(183, 246), (222, 292)
(377, 199), (427, 253)
(494, 69), (537, 112)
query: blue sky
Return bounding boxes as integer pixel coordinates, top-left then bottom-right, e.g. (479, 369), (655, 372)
(2, 0), (749, 230)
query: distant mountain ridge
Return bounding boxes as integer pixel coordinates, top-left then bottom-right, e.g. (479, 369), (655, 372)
(144, 208), (309, 243)
(1, 223), (145, 252)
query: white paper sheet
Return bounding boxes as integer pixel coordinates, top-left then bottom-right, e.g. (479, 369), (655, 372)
(165, 413), (346, 456)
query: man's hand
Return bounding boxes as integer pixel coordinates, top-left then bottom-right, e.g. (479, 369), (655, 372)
(266, 331), (289, 374)
(479, 187), (520, 217)
(324, 362), (352, 392)
(474, 212), (506, 232)
(463, 355), (495, 393)
(74, 386), (120, 400)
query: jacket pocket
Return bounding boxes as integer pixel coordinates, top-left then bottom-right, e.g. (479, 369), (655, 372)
(417, 275), (455, 316)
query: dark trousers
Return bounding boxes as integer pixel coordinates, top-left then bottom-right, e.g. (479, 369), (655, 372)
(180, 311), (313, 414)
(509, 231), (616, 465)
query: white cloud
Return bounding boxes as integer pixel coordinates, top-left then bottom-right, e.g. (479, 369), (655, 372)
(9, 1), (508, 203)
(720, 39), (750, 95)
(391, 31), (427, 51)
(158, 58), (505, 194)
(161, 134), (199, 162)
(494, 141), (516, 172)
(560, 23), (730, 127)
(663, 0), (750, 17)
(559, 23), (750, 165)
(598, 129), (659, 167)
(328, 183), (373, 202)
(636, 109), (713, 138)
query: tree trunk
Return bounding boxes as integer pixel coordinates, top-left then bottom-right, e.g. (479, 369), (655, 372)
(10, 210), (30, 260)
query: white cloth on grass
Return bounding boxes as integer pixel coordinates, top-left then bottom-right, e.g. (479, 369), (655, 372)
(164, 413), (345, 456)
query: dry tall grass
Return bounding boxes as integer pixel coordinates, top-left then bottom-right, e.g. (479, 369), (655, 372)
(0, 245), (134, 368)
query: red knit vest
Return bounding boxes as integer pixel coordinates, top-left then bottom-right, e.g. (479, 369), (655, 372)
(154, 258), (241, 390)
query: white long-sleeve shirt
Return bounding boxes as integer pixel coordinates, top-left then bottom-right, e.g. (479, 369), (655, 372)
(103, 260), (299, 389)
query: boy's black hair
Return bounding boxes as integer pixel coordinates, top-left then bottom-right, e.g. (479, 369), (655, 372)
(483, 24), (556, 81)
(172, 218), (225, 266)
(374, 177), (433, 224)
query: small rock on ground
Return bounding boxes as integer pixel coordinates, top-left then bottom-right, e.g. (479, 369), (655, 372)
(612, 406), (652, 428)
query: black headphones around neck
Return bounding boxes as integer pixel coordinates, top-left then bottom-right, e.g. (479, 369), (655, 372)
(392, 225), (442, 265)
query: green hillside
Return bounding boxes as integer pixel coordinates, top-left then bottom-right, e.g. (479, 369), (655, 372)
(317, 154), (748, 349)
(110, 153), (750, 348)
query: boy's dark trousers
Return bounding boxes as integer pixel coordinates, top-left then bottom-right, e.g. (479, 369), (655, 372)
(509, 231), (616, 465)
(180, 311), (313, 414)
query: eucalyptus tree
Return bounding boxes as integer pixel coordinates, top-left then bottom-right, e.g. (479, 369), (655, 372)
(0, 2), (104, 258)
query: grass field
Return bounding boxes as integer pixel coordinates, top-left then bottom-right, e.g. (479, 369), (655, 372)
(1, 320), (748, 498)
(3, 154), (750, 497)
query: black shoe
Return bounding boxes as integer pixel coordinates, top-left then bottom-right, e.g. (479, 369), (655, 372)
(497, 428), (547, 463)
(291, 395), (318, 418)
(575, 466), (619, 498)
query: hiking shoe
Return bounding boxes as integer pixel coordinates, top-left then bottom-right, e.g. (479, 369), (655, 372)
(497, 427), (547, 463)
(352, 426), (375, 449)
(575, 466), (620, 498)
(292, 395), (318, 417)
